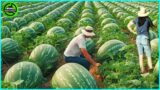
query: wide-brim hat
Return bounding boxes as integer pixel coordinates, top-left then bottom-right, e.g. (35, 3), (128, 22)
(138, 7), (150, 17)
(81, 26), (95, 37)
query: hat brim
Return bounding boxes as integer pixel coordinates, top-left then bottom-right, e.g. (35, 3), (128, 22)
(138, 12), (149, 17)
(82, 29), (95, 37)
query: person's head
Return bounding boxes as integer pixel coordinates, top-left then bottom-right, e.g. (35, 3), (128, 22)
(81, 26), (95, 38)
(137, 7), (150, 26)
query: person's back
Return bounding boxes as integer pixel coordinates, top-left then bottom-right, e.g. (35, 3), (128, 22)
(64, 34), (86, 57)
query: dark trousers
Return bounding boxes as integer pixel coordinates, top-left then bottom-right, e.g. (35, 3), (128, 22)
(64, 55), (90, 70)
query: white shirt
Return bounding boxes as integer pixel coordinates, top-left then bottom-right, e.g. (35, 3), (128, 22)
(64, 34), (86, 57)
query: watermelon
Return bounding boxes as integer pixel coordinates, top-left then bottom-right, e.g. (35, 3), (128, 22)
(99, 13), (113, 21)
(101, 18), (116, 27)
(153, 19), (157, 26)
(57, 18), (72, 30)
(2, 38), (21, 61)
(102, 23), (120, 32)
(4, 61), (44, 88)
(149, 30), (157, 40)
(29, 22), (45, 34)
(29, 44), (59, 74)
(96, 39), (126, 62)
(51, 63), (97, 88)
(18, 27), (36, 39)
(86, 38), (95, 54)
(154, 61), (159, 75)
(3, 21), (19, 31)
(81, 13), (94, 19)
(23, 13), (39, 23)
(124, 16), (135, 25)
(150, 38), (158, 52)
(2, 26), (11, 38)
(13, 17), (27, 28)
(78, 17), (94, 27)
(97, 8), (107, 16)
(82, 9), (93, 14)
(47, 26), (65, 37)
(63, 12), (77, 21)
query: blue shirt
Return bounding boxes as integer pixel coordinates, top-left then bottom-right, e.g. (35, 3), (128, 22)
(133, 17), (153, 38)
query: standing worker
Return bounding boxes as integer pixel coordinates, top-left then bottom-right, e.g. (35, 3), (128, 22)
(64, 26), (101, 70)
(127, 7), (154, 74)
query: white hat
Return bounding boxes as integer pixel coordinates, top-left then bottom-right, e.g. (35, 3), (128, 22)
(81, 26), (95, 37)
(138, 7), (149, 17)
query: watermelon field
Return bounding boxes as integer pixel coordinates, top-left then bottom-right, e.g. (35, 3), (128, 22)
(1, 2), (159, 89)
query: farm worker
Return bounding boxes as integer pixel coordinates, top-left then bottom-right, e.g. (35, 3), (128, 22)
(64, 26), (101, 70)
(127, 7), (154, 74)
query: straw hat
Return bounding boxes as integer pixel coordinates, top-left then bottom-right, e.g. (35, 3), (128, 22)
(81, 26), (95, 37)
(138, 7), (150, 17)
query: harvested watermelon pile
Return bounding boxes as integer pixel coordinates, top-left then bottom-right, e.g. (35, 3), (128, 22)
(2, 2), (159, 89)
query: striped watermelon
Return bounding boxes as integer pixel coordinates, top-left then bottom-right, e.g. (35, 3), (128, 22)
(4, 61), (44, 88)
(124, 16), (135, 25)
(81, 13), (94, 19)
(149, 30), (157, 40)
(47, 26), (65, 37)
(150, 38), (158, 52)
(78, 17), (94, 27)
(2, 38), (21, 61)
(2, 26), (11, 38)
(96, 39), (126, 62)
(86, 38), (95, 54)
(154, 61), (159, 75)
(99, 13), (112, 21)
(51, 63), (97, 88)
(29, 44), (59, 74)
(29, 22), (45, 34)
(3, 21), (19, 31)
(102, 23), (120, 32)
(57, 18), (72, 30)
(101, 18), (116, 27)
(18, 27), (36, 39)
(13, 17), (27, 28)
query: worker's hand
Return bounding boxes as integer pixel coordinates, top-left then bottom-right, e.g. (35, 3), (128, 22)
(94, 63), (101, 67)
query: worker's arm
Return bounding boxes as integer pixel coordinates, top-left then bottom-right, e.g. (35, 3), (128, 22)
(127, 20), (137, 34)
(80, 48), (100, 66)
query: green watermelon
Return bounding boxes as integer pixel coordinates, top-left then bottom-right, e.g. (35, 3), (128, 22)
(47, 26), (65, 37)
(4, 61), (44, 88)
(29, 22), (45, 34)
(2, 38), (21, 62)
(3, 21), (19, 32)
(57, 18), (72, 30)
(97, 8), (107, 16)
(96, 39), (126, 62)
(13, 17), (27, 28)
(29, 44), (59, 74)
(153, 19), (157, 26)
(23, 13), (39, 23)
(78, 17), (94, 27)
(18, 27), (36, 39)
(150, 38), (158, 52)
(99, 13), (112, 21)
(149, 30), (157, 40)
(81, 13), (94, 19)
(51, 63), (97, 88)
(102, 23), (120, 32)
(2, 26), (11, 38)
(101, 18), (116, 27)
(86, 38), (95, 54)
(82, 9), (93, 14)
(124, 16), (135, 25)
(154, 61), (159, 75)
